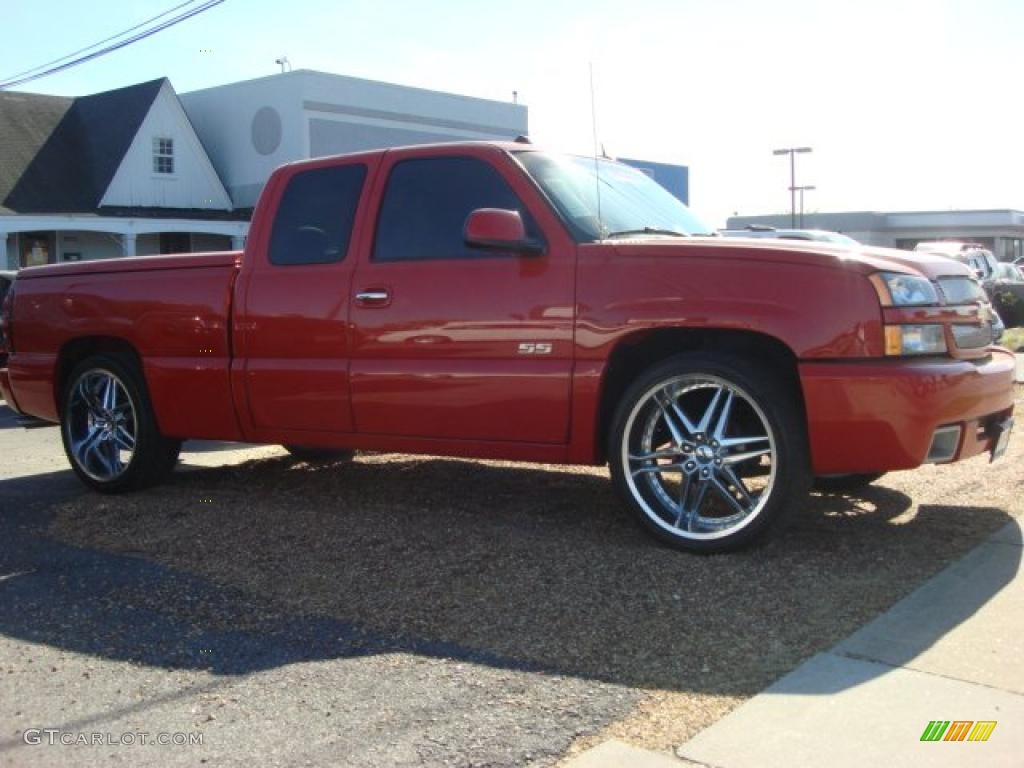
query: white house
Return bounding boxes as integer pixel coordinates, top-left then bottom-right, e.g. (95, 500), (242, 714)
(1, 78), (247, 268)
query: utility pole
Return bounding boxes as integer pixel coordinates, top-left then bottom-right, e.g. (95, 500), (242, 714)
(773, 147), (812, 227)
(790, 185), (816, 227)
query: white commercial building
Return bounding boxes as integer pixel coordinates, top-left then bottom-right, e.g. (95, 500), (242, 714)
(181, 70), (529, 209)
(727, 210), (1024, 262)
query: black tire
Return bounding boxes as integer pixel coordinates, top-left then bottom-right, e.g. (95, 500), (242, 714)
(283, 445), (356, 462)
(813, 473), (886, 493)
(608, 352), (810, 553)
(60, 354), (181, 493)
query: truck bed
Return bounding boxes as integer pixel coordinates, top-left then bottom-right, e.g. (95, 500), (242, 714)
(7, 251), (244, 441)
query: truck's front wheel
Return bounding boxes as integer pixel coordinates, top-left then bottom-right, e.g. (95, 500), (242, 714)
(609, 353), (810, 553)
(61, 355), (180, 493)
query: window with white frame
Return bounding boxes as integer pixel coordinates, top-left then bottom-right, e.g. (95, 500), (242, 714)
(153, 137), (174, 174)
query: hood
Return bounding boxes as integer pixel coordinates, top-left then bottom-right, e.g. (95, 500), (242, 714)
(603, 236), (975, 281)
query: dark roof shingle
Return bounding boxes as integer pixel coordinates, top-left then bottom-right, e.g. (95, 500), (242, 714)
(2, 78), (165, 214)
(0, 91), (72, 213)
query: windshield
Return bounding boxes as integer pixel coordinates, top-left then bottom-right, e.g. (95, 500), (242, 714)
(515, 152), (713, 240)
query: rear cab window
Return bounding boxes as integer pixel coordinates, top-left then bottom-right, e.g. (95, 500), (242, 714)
(269, 164), (367, 266)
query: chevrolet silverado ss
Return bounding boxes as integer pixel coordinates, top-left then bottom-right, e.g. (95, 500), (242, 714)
(0, 142), (1016, 552)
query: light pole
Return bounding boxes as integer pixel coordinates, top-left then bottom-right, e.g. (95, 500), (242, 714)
(773, 147), (812, 227)
(789, 185), (816, 227)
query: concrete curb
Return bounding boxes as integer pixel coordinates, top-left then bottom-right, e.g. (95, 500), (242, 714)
(676, 520), (1024, 767)
(567, 519), (1024, 767)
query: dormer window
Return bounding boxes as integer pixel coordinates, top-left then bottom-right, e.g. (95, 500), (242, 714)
(153, 137), (174, 174)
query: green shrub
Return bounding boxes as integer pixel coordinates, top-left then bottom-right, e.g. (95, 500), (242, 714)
(1000, 327), (1024, 352)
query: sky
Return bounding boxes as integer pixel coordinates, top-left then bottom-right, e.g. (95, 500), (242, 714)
(2, 0), (1021, 227)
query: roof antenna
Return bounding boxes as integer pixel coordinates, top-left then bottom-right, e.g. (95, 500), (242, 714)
(589, 63), (605, 238)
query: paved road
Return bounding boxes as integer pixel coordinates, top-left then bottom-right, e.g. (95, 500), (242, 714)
(0, 408), (637, 767)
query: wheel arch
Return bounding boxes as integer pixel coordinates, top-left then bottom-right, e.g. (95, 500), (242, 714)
(593, 328), (806, 464)
(55, 336), (144, 417)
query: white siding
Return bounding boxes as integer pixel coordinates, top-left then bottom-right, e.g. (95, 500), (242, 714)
(100, 81), (232, 210)
(181, 74), (306, 208)
(182, 70), (527, 208)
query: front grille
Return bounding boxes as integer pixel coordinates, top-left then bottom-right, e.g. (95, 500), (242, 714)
(937, 276), (986, 304)
(951, 323), (992, 350)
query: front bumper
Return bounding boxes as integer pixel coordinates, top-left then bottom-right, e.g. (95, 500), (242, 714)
(800, 349), (1017, 474)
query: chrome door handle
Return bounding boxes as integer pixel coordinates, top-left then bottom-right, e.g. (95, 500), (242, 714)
(355, 290), (390, 303)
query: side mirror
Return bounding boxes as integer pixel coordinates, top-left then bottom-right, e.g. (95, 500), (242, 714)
(464, 208), (544, 255)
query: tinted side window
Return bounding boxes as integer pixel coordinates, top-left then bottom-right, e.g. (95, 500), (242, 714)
(373, 156), (538, 262)
(269, 164), (367, 266)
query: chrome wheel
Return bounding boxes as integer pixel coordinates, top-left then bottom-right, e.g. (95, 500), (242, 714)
(621, 374), (777, 542)
(65, 369), (138, 483)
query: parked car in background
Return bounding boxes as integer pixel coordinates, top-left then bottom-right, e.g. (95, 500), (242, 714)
(914, 242), (1000, 281)
(719, 226), (860, 245)
(911, 243), (1022, 329)
(987, 262), (1024, 327)
(992, 307), (1006, 343)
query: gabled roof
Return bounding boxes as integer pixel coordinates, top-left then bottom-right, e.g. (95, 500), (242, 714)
(2, 79), (164, 214)
(0, 91), (73, 213)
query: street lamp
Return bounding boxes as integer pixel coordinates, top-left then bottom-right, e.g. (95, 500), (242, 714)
(789, 185), (816, 227)
(773, 147), (812, 227)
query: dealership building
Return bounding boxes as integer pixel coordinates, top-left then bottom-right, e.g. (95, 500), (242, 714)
(727, 209), (1024, 262)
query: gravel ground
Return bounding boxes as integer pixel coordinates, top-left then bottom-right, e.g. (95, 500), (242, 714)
(1, 424), (637, 767)
(42, 385), (1024, 758)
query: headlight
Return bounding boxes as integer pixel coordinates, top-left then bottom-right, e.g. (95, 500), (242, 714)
(870, 272), (939, 306)
(884, 325), (947, 355)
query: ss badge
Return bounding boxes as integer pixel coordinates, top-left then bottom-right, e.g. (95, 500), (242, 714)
(518, 342), (553, 355)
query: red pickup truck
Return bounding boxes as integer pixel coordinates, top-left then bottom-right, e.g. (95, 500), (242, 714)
(0, 142), (1016, 552)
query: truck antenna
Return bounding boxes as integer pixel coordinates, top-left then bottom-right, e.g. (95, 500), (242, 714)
(589, 63), (605, 238)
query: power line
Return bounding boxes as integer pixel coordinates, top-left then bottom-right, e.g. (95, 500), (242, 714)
(2, 0), (205, 83)
(0, 0), (226, 90)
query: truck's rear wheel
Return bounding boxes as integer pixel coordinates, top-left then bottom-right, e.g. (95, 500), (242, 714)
(61, 355), (180, 493)
(609, 353), (810, 553)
